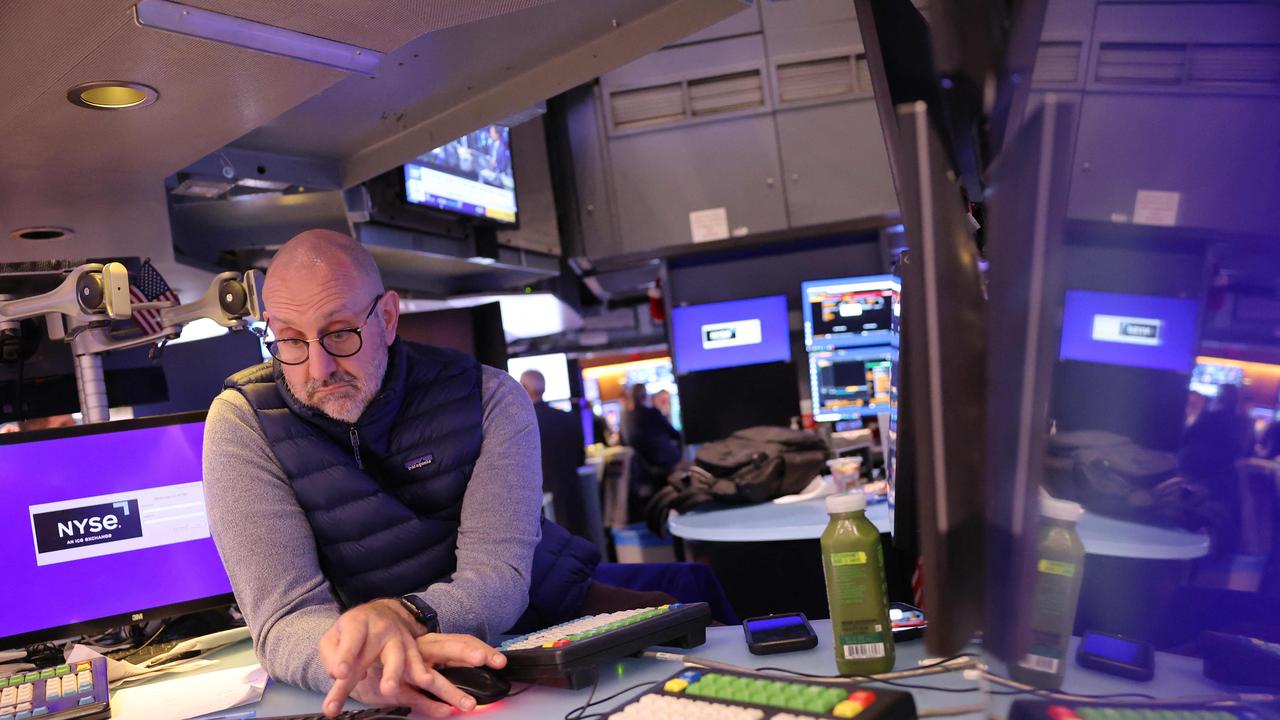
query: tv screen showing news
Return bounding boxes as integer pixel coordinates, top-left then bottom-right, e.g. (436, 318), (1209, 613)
(0, 413), (233, 647)
(802, 274), (900, 350)
(671, 295), (792, 374)
(403, 124), (517, 224)
(507, 353), (572, 402)
(1058, 290), (1199, 373)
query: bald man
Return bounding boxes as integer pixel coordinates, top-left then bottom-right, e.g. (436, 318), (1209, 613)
(519, 370), (588, 540)
(203, 229), (601, 717)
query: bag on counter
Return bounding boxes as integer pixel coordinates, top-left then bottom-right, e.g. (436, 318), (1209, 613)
(644, 426), (828, 535)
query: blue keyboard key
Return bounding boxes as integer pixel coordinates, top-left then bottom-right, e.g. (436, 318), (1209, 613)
(30, 709), (47, 717)
(78, 696), (94, 706)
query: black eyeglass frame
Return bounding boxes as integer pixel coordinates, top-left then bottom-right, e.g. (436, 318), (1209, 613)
(256, 293), (385, 366)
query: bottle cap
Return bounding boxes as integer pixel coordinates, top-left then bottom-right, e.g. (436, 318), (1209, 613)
(826, 492), (866, 514)
(1039, 489), (1084, 522)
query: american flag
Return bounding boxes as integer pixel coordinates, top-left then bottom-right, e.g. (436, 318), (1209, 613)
(129, 259), (181, 335)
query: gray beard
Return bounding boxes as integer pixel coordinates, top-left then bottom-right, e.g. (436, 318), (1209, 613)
(286, 346), (388, 425)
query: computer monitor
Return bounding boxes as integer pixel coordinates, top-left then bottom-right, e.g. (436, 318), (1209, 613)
(0, 412), (234, 649)
(982, 97), (1076, 664)
(1059, 290), (1200, 373)
(808, 346), (897, 422)
(508, 353), (572, 403)
(892, 101), (989, 657)
(801, 275), (900, 351)
(669, 295), (791, 375)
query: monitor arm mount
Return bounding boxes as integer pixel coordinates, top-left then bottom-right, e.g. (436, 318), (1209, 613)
(0, 265), (262, 423)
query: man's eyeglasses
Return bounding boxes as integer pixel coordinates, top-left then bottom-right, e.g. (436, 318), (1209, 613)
(257, 294), (384, 366)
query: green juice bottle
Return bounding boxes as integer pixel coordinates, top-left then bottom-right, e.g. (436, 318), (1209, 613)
(1010, 493), (1086, 689)
(821, 492), (895, 676)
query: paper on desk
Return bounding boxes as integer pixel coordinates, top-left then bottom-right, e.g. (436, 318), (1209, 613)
(109, 663), (268, 720)
(65, 643), (213, 686)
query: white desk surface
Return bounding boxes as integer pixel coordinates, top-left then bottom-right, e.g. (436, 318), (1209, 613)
(186, 621), (1231, 720)
(667, 498), (1210, 560)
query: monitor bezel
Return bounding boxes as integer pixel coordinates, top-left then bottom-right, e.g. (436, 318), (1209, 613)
(0, 410), (236, 651)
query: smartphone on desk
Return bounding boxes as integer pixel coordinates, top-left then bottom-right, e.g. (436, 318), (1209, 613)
(743, 613), (819, 655)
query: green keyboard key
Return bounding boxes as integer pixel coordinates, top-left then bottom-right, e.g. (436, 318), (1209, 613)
(25, 672), (40, 683)
(40, 669), (54, 679)
(54, 666), (69, 677)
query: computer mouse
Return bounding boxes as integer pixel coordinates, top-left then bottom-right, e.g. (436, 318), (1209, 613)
(429, 666), (512, 706)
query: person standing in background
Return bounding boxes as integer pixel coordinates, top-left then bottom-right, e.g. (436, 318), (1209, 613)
(520, 370), (590, 540)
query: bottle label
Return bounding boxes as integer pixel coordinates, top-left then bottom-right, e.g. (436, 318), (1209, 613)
(1037, 559), (1077, 577)
(839, 627), (887, 660)
(830, 551), (868, 566)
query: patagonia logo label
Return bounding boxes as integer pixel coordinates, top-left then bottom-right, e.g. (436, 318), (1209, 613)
(405, 454), (435, 471)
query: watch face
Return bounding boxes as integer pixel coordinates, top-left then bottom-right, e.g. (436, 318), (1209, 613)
(401, 595), (438, 632)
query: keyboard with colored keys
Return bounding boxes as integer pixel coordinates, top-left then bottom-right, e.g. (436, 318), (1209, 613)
(0, 657), (109, 720)
(1008, 700), (1277, 720)
(602, 668), (917, 720)
(500, 603), (712, 689)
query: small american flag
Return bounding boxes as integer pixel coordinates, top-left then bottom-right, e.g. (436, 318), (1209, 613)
(129, 259), (180, 335)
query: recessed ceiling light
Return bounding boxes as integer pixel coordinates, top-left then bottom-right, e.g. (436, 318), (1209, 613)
(11, 227), (74, 241)
(67, 81), (159, 110)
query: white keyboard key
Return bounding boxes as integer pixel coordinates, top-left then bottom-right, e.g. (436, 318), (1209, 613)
(14, 685), (32, 704)
(43, 680), (59, 701)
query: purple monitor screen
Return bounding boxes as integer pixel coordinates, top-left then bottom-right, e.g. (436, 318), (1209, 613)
(671, 295), (792, 375)
(0, 416), (232, 646)
(1059, 290), (1199, 373)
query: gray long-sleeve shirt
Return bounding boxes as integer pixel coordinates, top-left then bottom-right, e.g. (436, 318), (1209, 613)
(202, 365), (542, 693)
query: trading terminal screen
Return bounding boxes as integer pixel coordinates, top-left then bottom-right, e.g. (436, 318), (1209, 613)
(802, 275), (900, 350)
(809, 347), (897, 421)
(0, 416), (232, 646)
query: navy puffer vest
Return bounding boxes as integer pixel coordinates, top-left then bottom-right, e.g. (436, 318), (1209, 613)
(225, 339), (598, 631)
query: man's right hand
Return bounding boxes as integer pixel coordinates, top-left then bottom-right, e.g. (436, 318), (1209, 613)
(318, 599), (487, 718)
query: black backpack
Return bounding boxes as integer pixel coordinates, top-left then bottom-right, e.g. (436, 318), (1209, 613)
(645, 426), (829, 534)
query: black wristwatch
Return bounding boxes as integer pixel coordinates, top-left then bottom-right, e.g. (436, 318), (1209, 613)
(398, 594), (440, 634)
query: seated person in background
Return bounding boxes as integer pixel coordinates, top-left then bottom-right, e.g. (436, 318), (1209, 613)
(621, 384), (683, 515)
(520, 370), (591, 541)
(204, 229), (634, 718)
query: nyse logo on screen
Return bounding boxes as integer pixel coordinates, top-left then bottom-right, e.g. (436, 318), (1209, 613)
(701, 318), (763, 350)
(31, 500), (142, 554)
(1091, 314), (1163, 347)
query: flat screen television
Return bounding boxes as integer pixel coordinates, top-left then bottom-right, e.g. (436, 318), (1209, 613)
(402, 124), (517, 224)
(801, 274), (900, 351)
(0, 412), (234, 649)
(670, 295), (792, 375)
(1058, 290), (1199, 373)
(508, 353), (572, 403)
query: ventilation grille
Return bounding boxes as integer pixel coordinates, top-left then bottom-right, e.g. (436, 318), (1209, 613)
(689, 70), (765, 116)
(609, 83), (684, 131)
(777, 57), (854, 103)
(1033, 42), (1082, 84)
(608, 68), (769, 132)
(1096, 43), (1186, 84)
(1189, 44), (1280, 85)
(1095, 42), (1280, 88)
